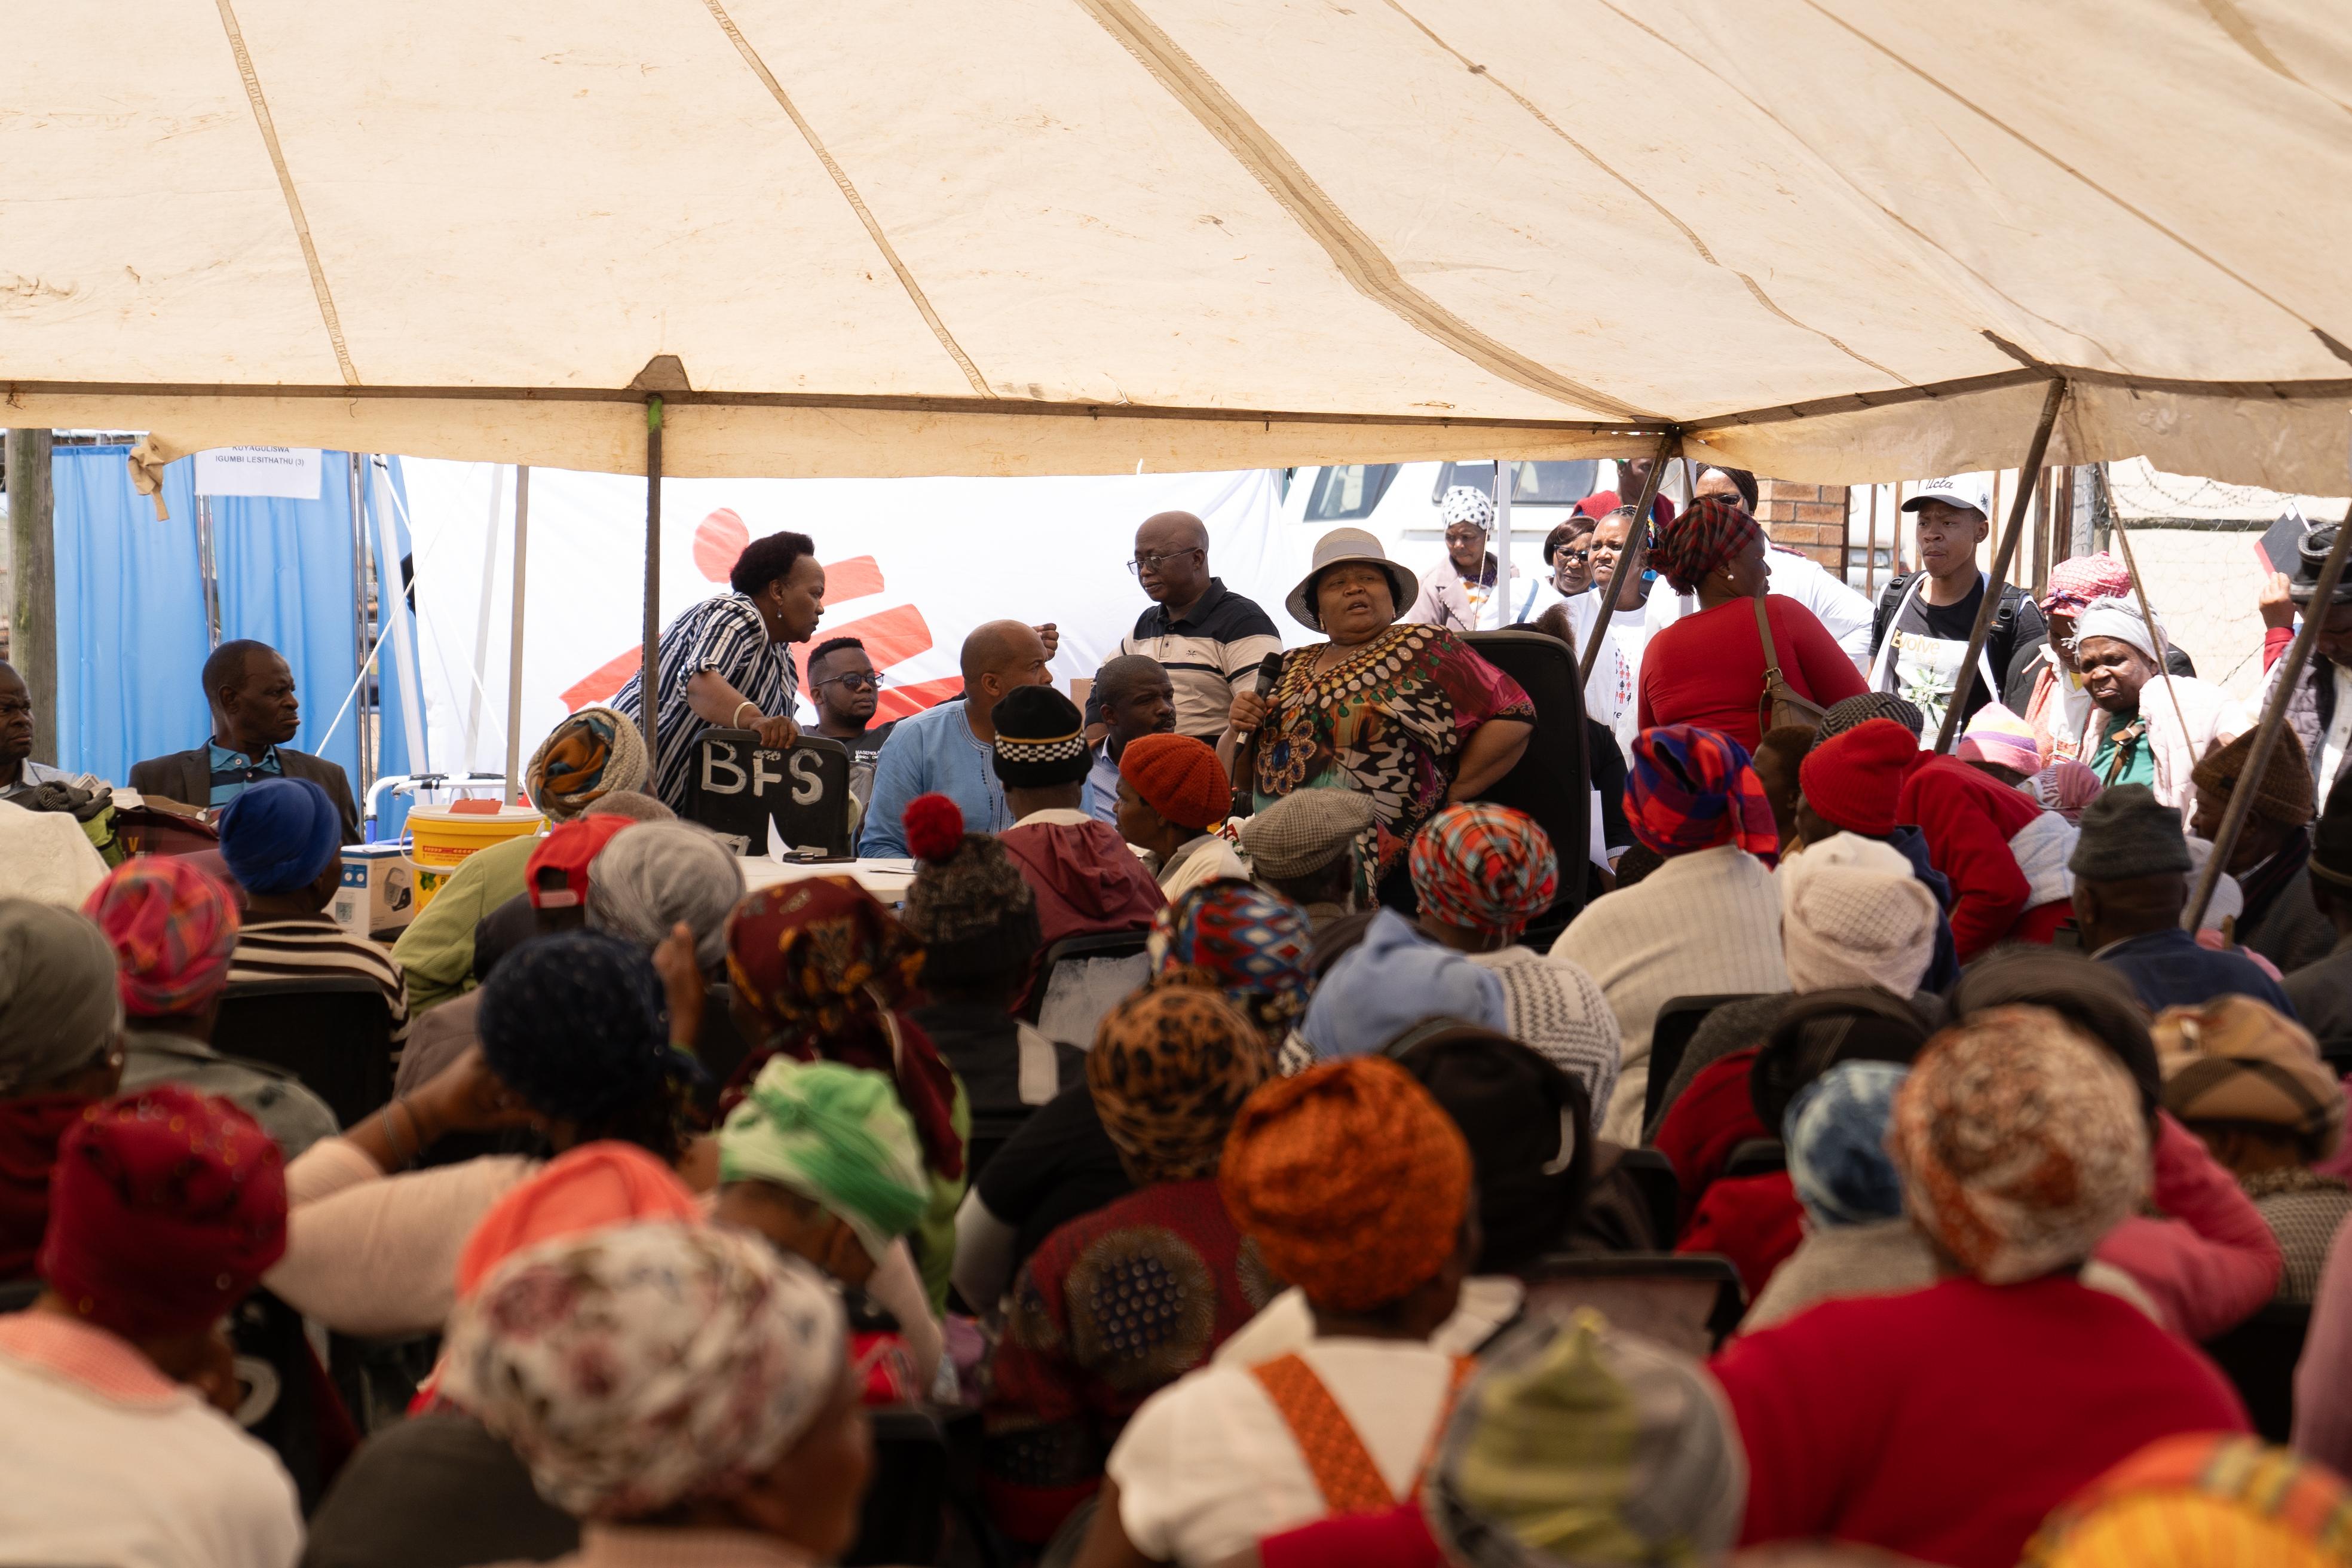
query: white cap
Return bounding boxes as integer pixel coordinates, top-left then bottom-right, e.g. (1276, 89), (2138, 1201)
(1901, 475), (1990, 519)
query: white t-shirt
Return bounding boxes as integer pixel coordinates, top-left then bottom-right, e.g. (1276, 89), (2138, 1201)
(0, 1343), (302, 1568)
(1105, 1339), (1462, 1566)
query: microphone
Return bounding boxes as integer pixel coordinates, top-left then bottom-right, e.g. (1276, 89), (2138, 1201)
(1232, 651), (1287, 752)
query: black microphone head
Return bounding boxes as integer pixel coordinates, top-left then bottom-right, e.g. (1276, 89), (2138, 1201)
(1252, 651), (1285, 696)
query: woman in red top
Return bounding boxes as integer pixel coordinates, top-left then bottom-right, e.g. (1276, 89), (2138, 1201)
(1637, 498), (1867, 751)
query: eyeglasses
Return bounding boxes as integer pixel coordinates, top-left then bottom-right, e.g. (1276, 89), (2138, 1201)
(1126, 548), (1204, 577)
(816, 670), (887, 693)
(1553, 547), (1592, 564)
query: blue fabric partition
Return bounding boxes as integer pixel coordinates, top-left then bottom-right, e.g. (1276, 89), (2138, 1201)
(50, 445), (212, 786)
(213, 451), (365, 784)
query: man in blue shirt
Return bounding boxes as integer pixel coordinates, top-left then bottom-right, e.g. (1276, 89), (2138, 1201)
(1082, 655), (1175, 824)
(2080, 783), (2296, 1016)
(859, 621), (1055, 858)
(129, 639), (360, 843)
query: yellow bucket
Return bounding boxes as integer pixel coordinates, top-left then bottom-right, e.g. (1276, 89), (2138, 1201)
(407, 803), (544, 908)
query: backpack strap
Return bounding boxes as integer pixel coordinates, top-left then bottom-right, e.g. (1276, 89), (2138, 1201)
(1248, 1352), (1481, 1517)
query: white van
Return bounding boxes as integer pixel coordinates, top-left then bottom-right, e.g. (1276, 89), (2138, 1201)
(1280, 460), (1609, 627)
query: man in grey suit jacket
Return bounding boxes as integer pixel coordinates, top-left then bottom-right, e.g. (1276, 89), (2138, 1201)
(130, 639), (361, 844)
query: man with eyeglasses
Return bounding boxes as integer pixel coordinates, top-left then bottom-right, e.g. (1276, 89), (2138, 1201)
(1088, 511), (1283, 745)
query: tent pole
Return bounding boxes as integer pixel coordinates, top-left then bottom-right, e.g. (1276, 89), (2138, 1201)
(1580, 432), (1678, 685)
(348, 452), (372, 802)
(505, 465), (531, 803)
(196, 492), (221, 648)
(643, 398), (664, 791)
(1492, 457), (1511, 630)
(2186, 501), (2352, 932)
(1930, 380), (2068, 754)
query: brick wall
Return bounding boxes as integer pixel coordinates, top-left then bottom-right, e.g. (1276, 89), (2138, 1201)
(1755, 479), (1850, 571)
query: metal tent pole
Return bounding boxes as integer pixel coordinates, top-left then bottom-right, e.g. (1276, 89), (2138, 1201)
(505, 466), (531, 803)
(1492, 458), (1512, 630)
(643, 399), (665, 790)
(2186, 502), (2352, 930)
(348, 452), (372, 801)
(1580, 432), (1678, 686)
(1931, 381), (2068, 754)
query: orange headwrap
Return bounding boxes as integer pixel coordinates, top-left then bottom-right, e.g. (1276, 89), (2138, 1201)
(1219, 1057), (1471, 1313)
(454, 1141), (702, 1301)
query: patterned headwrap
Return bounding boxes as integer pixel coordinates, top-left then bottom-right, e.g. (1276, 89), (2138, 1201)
(2022, 1434), (2352, 1568)
(1220, 1057), (1471, 1312)
(719, 1056), (930, 1262)
(1425, 1309), (1746, 1568)
(1440, 486), (1497, 532)
(82, 856), (241, 1018)
(1889, 1006), (2149, 1285)
(476, 930), (705, 1129)
(2026, 758), (2104, 823)
(444, 1220), (847, 1521)
(1784, 1060), (1910, 1228)
(1088, 980), (1269, 1184)
(724, 878), (962, 1181)
(454, 1140), (702, 1301)
(1956, 703), (2042, 776)
(525, 705), (650, 822)
(1409, 803), (1559, 938)
(1146, 880), (1313, 1040)
(2038, 553), (2134, 619)
(39, 1085), (287, 1339)
(1649, 496), (1762, 594)
(1624, 726), (1778, 860)
(1818, 692), (1927, 740)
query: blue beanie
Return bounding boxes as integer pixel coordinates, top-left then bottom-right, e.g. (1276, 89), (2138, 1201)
(1785, 1059), (1910, 1228)
(1301, 908), (1506, 1060)
(218, 777), (342, 895)
(477, 930), (702, 1125)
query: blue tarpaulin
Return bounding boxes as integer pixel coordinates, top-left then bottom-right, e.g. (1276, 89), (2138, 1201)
(50, 445), (422, 823)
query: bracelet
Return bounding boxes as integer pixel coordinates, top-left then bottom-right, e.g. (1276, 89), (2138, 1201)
(732, 701), (760, 728)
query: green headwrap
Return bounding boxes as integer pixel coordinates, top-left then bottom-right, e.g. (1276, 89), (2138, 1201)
(718, 1056), (928, 1262)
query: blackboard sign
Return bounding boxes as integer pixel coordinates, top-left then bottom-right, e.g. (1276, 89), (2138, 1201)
(687, 730), (853, 858)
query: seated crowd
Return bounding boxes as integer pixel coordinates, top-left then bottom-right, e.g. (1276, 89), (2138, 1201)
(8, 483), (2352, 1568)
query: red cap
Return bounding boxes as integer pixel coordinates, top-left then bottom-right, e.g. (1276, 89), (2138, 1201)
(525, 814), (638, 909)
(1573, 489), (1621, 520)
(1797, 719), (1919, 838)
(40, 1085), (287, 1339)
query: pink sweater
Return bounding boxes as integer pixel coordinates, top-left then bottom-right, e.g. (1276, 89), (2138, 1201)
(2091, 1113), (2283, 1342)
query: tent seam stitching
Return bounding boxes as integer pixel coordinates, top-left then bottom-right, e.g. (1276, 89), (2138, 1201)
(211, 0), (359, 388)
(697, 0), (994, 399)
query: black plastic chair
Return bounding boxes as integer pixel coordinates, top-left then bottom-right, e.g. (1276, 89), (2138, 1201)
(215, 975), (396, 1129)
(844, 1405), (951, 1566)
(1030, 929), (1154, 1042)
(1463, 629), (1591, 938)
(2203, 1300), (2311, 1443)
(1645, 993), (1765, 1131)
(1608, 1147), (1682, 1245)
(1723, 1138), (1787, 1180)
(1521, 1252), (1747, 1355)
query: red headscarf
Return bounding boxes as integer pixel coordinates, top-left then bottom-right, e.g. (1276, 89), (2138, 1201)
(82, 855), (241, 1018)
(724, 878), (961, 1180)
(39, 1085), (287, 1339)
(1650, 497), (1763, 593)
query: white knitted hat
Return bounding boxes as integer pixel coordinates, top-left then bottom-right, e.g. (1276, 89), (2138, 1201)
(1778, 832), (1940, 995)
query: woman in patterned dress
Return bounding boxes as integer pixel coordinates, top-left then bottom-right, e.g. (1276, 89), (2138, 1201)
(1220, 528), (1535, 898)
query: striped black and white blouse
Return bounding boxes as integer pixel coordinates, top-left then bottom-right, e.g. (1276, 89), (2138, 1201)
(611, 593), (798, 811)
(227, 917), (411, 1065)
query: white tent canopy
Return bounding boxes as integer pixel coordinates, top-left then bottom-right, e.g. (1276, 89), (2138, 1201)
(7, 0), (2350, 489)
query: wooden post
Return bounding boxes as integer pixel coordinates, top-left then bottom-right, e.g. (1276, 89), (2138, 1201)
(1931, 380), (2068, 754)
(2187, 503), (2352, 931)
(1580, 431), (1678, 685)
(4, 427), (57, 764)
(505, 466), (531, 803)
(643, 399), (665, 790)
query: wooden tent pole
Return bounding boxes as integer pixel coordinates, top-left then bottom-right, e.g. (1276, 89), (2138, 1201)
(1580, 431), (1678, 685)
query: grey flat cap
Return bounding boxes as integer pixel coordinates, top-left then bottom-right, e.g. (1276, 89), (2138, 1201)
(1242, 788), (1377, 879)
(2069, 783), (2192, 881)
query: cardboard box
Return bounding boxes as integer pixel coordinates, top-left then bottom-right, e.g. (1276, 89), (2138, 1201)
(334, 844), (419, 943)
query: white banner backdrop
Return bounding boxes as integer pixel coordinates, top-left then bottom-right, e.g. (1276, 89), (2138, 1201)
(399, 464), (1305, 779)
